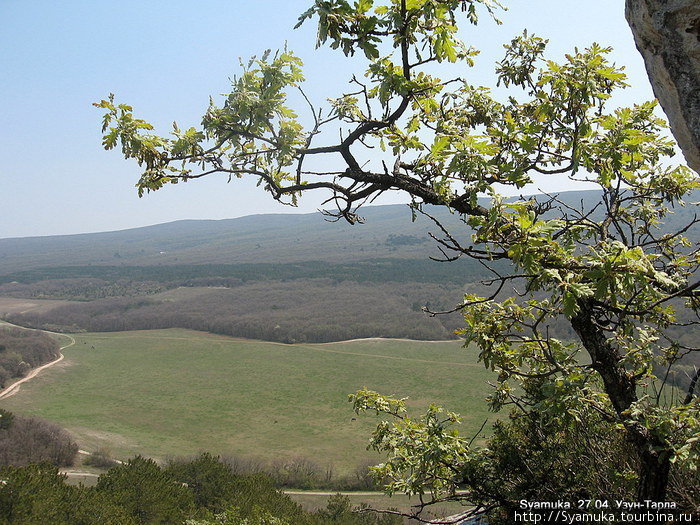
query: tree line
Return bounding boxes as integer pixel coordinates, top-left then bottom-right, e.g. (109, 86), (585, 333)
(0, 328), (59, 388)
(0, 257), (495, 291)
(0, 454), (403, 525)
(0, 409), (77, 468)
(167, 454), (379, 492)
(4, 280), (463, 343)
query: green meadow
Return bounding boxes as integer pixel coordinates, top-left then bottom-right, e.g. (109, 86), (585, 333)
(0, 329), (495, 472)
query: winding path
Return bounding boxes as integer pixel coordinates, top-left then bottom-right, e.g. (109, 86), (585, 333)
(0, 328), (75, 400)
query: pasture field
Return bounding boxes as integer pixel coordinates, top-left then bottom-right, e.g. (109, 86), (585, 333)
(0, 328), (495, 472)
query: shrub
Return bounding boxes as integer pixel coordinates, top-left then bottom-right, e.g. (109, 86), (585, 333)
(0, 412), (77, 467)
(82, 447), (120, 469)
(0, 409), (14, 431)
(95, 456), (196, 525)
(0, 463), (138, 525)
(166, 454), (309, 523)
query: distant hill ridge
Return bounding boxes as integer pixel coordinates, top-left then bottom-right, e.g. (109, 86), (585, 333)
(0, 204), (443, 273)
(1, 189), (697, 274)
(2, 189), (698, 346)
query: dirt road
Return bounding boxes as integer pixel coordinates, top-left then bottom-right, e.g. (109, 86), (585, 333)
(0, 329), (75, 400)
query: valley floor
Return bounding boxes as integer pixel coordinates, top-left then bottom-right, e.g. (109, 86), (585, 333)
(0, 325), (494, 474)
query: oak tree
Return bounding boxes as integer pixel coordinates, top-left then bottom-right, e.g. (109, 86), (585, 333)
(97, 0), (700, 520)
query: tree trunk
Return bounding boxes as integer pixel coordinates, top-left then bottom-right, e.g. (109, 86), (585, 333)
(638, 446), (671, 502)
(625, 0), (700, 174)
(571, 302), (671, 501)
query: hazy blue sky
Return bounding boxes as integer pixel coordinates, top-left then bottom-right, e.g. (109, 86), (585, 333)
(1, 1), (656, 238)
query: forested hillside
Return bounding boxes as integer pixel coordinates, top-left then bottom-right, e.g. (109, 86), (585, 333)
(1, 191), (698, 348)
(0, 203), (456, 272)
(3, 282), (465, 342)
(0, 200), (486, 342)
(0, 327), (59, 388)
(2, 191), (696, 275)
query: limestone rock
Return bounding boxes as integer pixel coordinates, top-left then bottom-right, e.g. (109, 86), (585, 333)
(626, 0), (700, 173)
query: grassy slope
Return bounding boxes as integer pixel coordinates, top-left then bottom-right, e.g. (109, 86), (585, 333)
(0, 329), (495, 473)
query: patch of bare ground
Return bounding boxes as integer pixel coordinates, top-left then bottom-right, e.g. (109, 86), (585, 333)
(70, 427), (137, 452)
(0, 296), (73, 316)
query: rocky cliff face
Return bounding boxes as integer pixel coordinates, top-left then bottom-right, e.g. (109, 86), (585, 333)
(626, 0), (700, 173)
